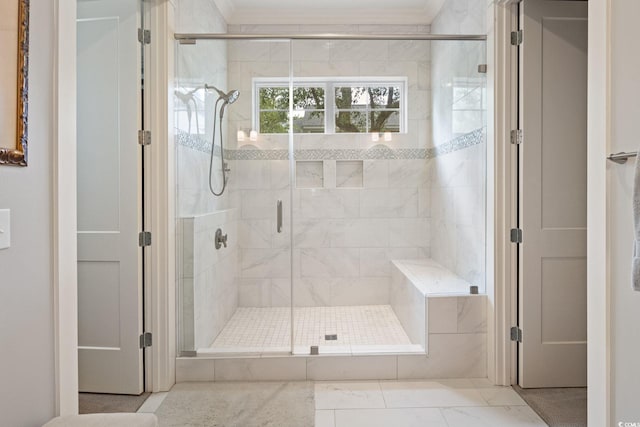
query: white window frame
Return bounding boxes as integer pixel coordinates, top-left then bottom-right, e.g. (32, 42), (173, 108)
(253, 76), (408, 135)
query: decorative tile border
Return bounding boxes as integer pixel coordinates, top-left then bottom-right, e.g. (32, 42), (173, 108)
(176, 128), (485, 161)
(427, 128), (485, 158)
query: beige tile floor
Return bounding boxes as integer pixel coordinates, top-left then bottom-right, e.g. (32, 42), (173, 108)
(314, 379), (548, 427)
(208, 305), (414, 353)
(145, 379), (548, 427)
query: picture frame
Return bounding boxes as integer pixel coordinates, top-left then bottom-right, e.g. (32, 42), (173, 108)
(0, 0), (29, 167)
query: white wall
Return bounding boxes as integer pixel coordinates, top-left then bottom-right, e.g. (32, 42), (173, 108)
(608, 0), (640, 422)
(0, 0), (57, 424)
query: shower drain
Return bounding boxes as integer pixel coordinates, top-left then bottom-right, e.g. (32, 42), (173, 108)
(325, 334), (338, 341)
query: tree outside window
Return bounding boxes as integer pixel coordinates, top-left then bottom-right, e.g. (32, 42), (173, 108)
(255, 78), (406, 135)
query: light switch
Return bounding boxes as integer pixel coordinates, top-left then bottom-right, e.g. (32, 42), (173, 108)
(0, 209), (10, 250)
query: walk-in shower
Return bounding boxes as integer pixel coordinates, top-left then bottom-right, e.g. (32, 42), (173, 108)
(175, 26), (487, 360)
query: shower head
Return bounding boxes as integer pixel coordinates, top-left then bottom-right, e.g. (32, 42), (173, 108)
(205, 84), (240, 105)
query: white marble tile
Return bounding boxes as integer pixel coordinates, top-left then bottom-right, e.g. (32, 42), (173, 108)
(360, 189), (418, 218)
(294, 219), (333, 248)
(296, 60), (360, 78)
(389, 40), (431, 62)
(457, 296), (487, 333)
(388, 160), (430, 189)
(390, 267), (426, 349)
(293, 278), (332, 307)
(241, 189), (280, 220)
(296, 161), (324, 188)
(336, 161), (363, 188)
(270, 160), (291, 190)
(314, 382), (386, 409)
(214, 357), (307, 381)
(238, 219), (272, 249)
(324, 160), (337, 189)
(380, 381), (487, 408)
(397, 333), (487, 379)
(329, 40), (389, 62)
(241, 248), (291, 278)
(300, 248), (360, 278)
(360, 248), (420, 277)
(308, 356), (397, 381)
(238, 278), (271, 307)
(292, 40), (332, 61)
(441, 406), (547, 427)
(271, 278), (292, 306)
(315, 410), (336, 427)
(477, 387), (528, 406)
(299, 189), (360, 219)
(392, 259), (472, 295)
(330, 277), (389, 306)
(363, 160), (389, 188)
(428, 297), (458, 334)
(389, 218), (430, 248)
(175, 358), (215, 382)
(418, 188), (431, 218)
(234, 160), (271, 189)
(334, 408), (448, 427)
(331, 219), (389, 248)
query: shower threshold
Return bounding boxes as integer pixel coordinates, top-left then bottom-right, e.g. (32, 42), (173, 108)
(197, 305), (425, 357)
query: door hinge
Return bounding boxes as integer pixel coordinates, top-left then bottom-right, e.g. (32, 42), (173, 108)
(510, 129), (523, 145)
(511, 30), (523, 46)
(510, 326), (523, 343)
(138, 130), (151, 146)
(510, 228), (523, 244)
(140, 332), (152, 348)
(138, 28), (151, 45)
(139, 231), (152, 247)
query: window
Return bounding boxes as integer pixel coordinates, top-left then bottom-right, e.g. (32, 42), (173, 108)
(257, 84), (326, 134)
(334, 85), (401, 133)
(254, 78), (406, 134)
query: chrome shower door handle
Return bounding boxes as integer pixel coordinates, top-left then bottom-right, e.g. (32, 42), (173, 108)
(277, 200), (283, 233)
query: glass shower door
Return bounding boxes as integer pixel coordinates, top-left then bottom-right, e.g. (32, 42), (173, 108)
(175, 39), (295, 356)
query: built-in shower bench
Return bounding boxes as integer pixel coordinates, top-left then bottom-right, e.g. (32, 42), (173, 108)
(391, 259), (487, 356)
(176, 258), (488, 383)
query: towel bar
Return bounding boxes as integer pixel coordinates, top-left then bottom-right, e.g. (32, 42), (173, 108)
(607, 151), (638, 164)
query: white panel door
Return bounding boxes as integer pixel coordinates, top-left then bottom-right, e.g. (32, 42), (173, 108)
(77, 0), (143, 394)
(519, 0), (588, 388)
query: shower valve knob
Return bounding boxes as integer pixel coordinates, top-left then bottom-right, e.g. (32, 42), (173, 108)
(215, 228), (228, 250)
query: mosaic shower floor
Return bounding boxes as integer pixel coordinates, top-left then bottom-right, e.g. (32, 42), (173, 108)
(201, 305), (424, 355)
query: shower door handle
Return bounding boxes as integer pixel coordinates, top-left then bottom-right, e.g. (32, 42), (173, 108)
(277, 200), (283, 233)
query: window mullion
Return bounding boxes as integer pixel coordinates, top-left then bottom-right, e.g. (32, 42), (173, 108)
(327, 82), (335, 134)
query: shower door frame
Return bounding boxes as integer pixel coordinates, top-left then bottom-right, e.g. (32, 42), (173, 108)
(174, 32), (489, 358)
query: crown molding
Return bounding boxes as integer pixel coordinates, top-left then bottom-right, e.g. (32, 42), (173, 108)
(225, 7), (440, 25)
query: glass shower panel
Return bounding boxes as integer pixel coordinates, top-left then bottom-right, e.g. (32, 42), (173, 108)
(175, 39), (294, 356)
(290, 39), (487, 355)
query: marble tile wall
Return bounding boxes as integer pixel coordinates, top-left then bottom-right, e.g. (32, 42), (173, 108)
(179, 209), (239, 351)
(225, 28), (435, 308)
(430, 0), (487, 290)
(175, 0), (234, 217)
(174, 0), (240, 352)
(233, 157), (432, 308)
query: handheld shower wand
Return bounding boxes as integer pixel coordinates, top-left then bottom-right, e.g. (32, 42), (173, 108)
(205, 84), (240, 196)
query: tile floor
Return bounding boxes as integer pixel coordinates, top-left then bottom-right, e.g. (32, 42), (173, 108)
(146, 379), (548, 426)
(314, 379), (548, 427)
(207, 305), (414, 353)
